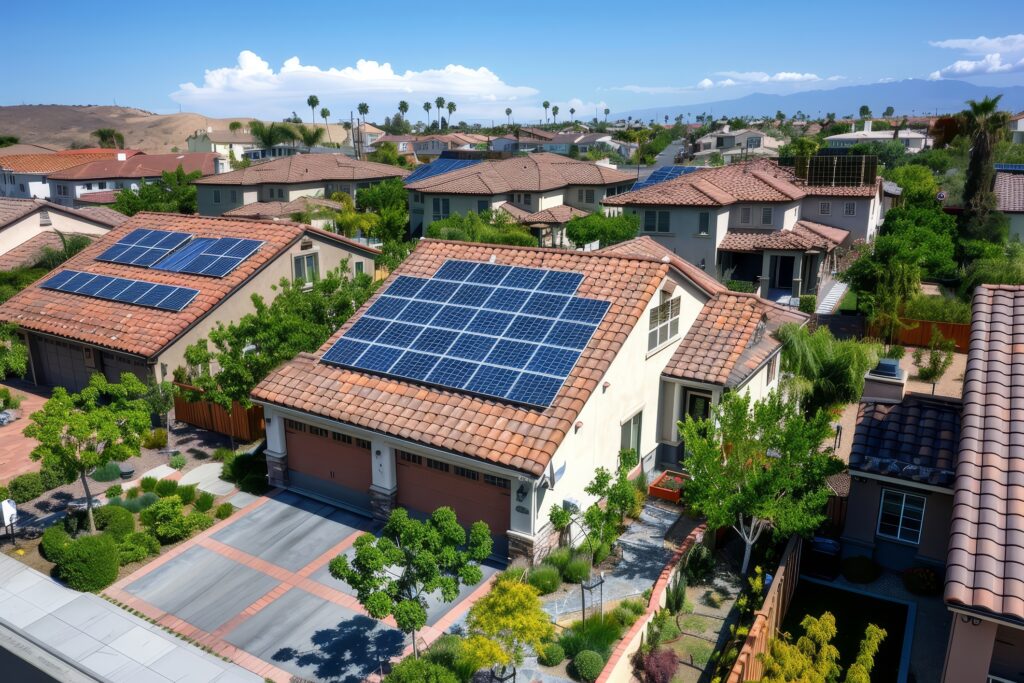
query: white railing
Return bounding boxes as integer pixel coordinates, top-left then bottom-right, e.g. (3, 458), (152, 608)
(987, 674), (1018, 683)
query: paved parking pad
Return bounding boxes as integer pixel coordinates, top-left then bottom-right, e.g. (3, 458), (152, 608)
(225, 587), (405, 682)
(211, 491), (375, 572)
(124, 545), (280, 632)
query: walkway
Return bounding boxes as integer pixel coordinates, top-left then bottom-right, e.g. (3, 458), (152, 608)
(0, 380), (48, 485)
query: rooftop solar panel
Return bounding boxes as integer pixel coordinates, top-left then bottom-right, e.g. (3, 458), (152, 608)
(40, 270), (198, 312)
(404, 158), (483, 185)
(995, 163), (1024, 173)
(152, 237), (263, 278)
(97, 229), (194, 268)
(631, 165), (701, 192)
(320, 259), (609, 408)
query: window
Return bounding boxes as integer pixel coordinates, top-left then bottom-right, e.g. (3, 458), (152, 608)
(506, 193), (515, 203)
(98, 182), (107, 190)
(620, 411), (642, 454)
(761, 207), (773, 225)
(698, 212), (710, 235)
(585, 189), (595, 203)
(648, 296), (681, 350)
(819, 201), (831, 215)
(277, 188), (285, 199)
(432, 197), (450, 221)
(294, 252), (319, 283)
(643, 210), (670, 233)
(767, 355), (778, 384)
(477, 200), (489, 212)
(284, 419), (305, 432)
(355, 261), (364, 275)
(21, 183), (27, 193)
(577, 189), (584, 202)
(524, 193), (532, 206)
(414, 192), (423, 203)
(484, 474), (510, 489)
(426, 458), (449, 473)
(309, 426), (328, 438)
(85, 183), (93, 191)
(454, 466), (479, 481)
(230, 190), (237, 203)
(332, 432), (353, 444)
(355, 438), (371, 450)
(844, 202), (856, 216)
(746, 136), (761, 149)
(398, 450), (422, 464)
(213, 190), (221, 204)
(740, 207), (751, 224)
(877, 489), (925, 544)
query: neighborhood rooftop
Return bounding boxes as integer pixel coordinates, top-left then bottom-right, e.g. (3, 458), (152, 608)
(46, 152), (219, 180)
(195, 153), (410, 185)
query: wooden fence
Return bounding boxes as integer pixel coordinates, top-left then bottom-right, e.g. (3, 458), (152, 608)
(725, 535), (804, 683)
(172, 383), (265, 442)
(866, 318), (970, 352)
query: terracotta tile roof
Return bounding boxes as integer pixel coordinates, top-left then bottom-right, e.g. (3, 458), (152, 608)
(603, 161), (806, 207)
(55, 149), (142, 156)
(498, 203), (532, 221)
(195, 154), (409, 186)
(719, 221), (848, 253)
(0, 231), (96, 271)
(0, 213), (317, 358)
(520, 205), (590, 225)
(661, 292), (805, 386)
(405, 153), (634, 195)
(946, 285), (1024, 623)
(0, 143), (58, 157)
(77, 190), (119, 204)
(223, 196), (345, 219)
(995, 172), (1024, 213)
(198, 130), (255, 144)
(598, 236), (727, 296)
(0, 198), (124, 230)
(0, 152), (124, 174)
(850, 394), (960, 487)
(47, 153), (219, 180)
(251, 239), (672, 476)
(797, 179), (881, 198)
(74, 206), (130, 226)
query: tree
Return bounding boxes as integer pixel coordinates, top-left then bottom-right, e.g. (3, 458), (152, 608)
(320, 108), (332, 142)
(366, 142), (409, 168)
(0, 323), (28, 380)
(680, 391), (842, 574)
(551, 105), (559, 124)
(356, 177), (407, 215)
(848, 140), (905, 168)
(398, 100), (409, 117)
(35, 231), (92, 270)
(462, 578), (554, 675)
(307, 95), (320, 128)
(446, 101), (456, 126)
(603, 107), (610, 122)
(111, 165), (202, 216)
(913, 326), (956, 389)
(91, 128), (124, 149)
(960, 95), (1011, 246)
(542, 101), (550, 123)
(330, 507), (491, 657)
(423, 101), (432, 125)
(24, 373), (150, 533)
(961, 242), (1024, 295)
(759, 612), (886, 683)
(294, 123), (325, 151)
(248, 120), (297, 152)
(707, 151), (725, 167)
(0, 135), (18, 147)
(434, 97), (445, 128)
(884, 165), (938, 205)
(882, 105), (895, 118)
(869, 260), (921, 347)
(505, 107), (512, 125)
(565, 212), (639, 248)
(778, 137), (819, 158)
(228, 121), (242, 134)
(426, 211), (537, 246)
(569, 107), (576, 121)
(775, 110), (786, 123)
(859, 105), (872, 119)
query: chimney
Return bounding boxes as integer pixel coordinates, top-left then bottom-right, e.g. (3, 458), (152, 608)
(207, 125), (213, 133)
(864, 120), (873, 133)
(116, 152), (127, 161)
(861, 359), (906, 403)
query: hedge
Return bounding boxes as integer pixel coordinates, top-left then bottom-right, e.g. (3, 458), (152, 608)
(40, 525), (72, 563)
(56, 534), (119, 591)
(93, 505), (135, 540)
(117, 532), (161, 566)
(726, 279), (756, 293)
(573, 650), (605, 682)
(8, 472), (44, 503)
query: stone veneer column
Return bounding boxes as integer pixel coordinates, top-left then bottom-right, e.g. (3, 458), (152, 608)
(264, 408), (288, 488)
(508, 521), (559, 565)
(368, 441), (397, 521)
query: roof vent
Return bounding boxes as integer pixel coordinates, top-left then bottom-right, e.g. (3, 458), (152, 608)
(488, 254), (497, 264)
(39, 210), (51, 227)
(752, 314), (767, 343)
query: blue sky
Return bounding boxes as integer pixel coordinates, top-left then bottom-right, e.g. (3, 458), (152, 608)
(3, 1), (1023, 122)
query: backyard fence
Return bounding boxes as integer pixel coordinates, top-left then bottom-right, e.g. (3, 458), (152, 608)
(172, 382), (265, 442)
(725, 534), (803, 683)
(866, 318), (970, 352)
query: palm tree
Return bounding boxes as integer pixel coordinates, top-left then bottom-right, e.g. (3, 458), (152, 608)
(320, 108), (332, 143)
(603, 108), (610, 122)
(960, 94), (1010, 237)
(446, 101), (456, 128)
(423, 102), (432, 128)
(434, 97), (446, 128)
(398, 100), (409, 117)
(505, 108), (512, 125)
(248, 121), (297, 155)
(542, 100), (550, 123)
(664, 115), (669, 125)
(228, 121), (242, 134)
(295, 124), (326, 151)
(91, 128), (124, 149)
(551, 106), (559, 124)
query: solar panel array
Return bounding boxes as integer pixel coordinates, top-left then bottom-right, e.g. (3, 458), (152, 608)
(995, 163), (1024, 173)
(97, 229), (194, 267)
(404, 158), (482, 185)
(631, 166), (700, 191)
(152, 237), (263, 277)
(41, 270), (199, 312)
(321, 259), (609, 408)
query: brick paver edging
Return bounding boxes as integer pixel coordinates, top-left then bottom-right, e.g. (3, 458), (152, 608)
(595, 523), (707, 683)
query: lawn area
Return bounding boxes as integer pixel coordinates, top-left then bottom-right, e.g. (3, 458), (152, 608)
(781, 581), (907, 683)
(838, 289), (858, 313)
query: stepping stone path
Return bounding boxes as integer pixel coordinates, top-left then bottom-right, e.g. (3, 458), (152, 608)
(226, 491), (259, 509)
(179, 462), (235, 496)
(670, 562), (744, 683)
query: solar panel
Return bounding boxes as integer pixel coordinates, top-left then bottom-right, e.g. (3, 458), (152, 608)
(995, 163), (1024, 173)
(631, 166), (701, 191)
(404, 158), (483, 185)
(97, 229), (194, 267)
(40, 270), (198, 312)
(320, 259), (610, 408)
(152, 238), (263, 277)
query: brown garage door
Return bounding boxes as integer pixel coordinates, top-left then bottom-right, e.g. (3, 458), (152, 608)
(31, 336), (93, 391)
(396, 451), (511, 540)
(285, 421), (373, 510)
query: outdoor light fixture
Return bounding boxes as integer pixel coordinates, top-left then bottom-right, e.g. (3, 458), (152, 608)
(574, 421), (583, 433)
(515, 484), (528, 503)
(602, 381), (610, 393)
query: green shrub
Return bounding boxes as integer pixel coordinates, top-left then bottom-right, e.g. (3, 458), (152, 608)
(684, 543), (715, 585)
(194, 491), (215, 512)
(125, 487), (139, 500)
(212, 447), (235, 462)
(529, 564), (562, 595)
(497, 566), (527, 583)
(384, 657), (458, 683)
(142, 428), (168, 449)
(40, 525), (72, 563)
(422, 633), (477, 682)
(571, 650), (604, 682)
(559, 614), (624, 660)
(238, 472), (269, 495)
(0, 485), (7, 500)
(620, 598), (647, 616)
(592, 542), (612, 565)
(0, 387), (22, 410)
(219, 450), (240, 481)
(799, 294), (817, 314)
(40, 464), (72, 491)
(666, 571), (687, 615)
(215, 503), (234, 520)
(93, 505), (134, 540)
(62, 509), (87, 535)
(56, 534), (119, 591)
(903, 294), (972, 323)
(105, 484), (122, 498)
(544, 547), (573, 575)
(841, 555), (881, 583)
(539, 642), (566, 666)
(117, 532), (161, 566)
(139, 476), (157, 493)
(168, 454), (186, 470)
(903, 566), (943, 596)
(140, 496), (192, 544)
(109, 491), (159, 514)
(154, 479), (179, 497)
(612, 606), (638, 627)
(90, 462), (123, 482)
(185, 512), (214, 535)
(726, 279), (755, 293)
(563, 556), (592, 583)
(176, 484), (196, 506)
(8, 472), (44, 503)
(883, 345), (906, 360)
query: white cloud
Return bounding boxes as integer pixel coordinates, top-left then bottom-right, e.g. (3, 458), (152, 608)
(929, 53), (1024, 80)
(696, 79), (715, 90)
(613, 69), (837, 95)
(171, 50), (538, 119)
(614, 85), (690, 95)
(930, 34), (1024, 54)
(716, 70), (823, 83)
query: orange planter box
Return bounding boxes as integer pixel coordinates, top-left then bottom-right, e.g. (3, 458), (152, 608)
(649, 470), (687, 504)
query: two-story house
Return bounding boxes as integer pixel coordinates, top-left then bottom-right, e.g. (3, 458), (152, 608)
(825, 121), (931, 153)
(691, 127), (782, 164)
(47, 153), (219, 207)
(193, 154), (410, 216)
(1, 150), (139, 200)
(186, 127), (258, 161)
(1009, 112), (1024, 144)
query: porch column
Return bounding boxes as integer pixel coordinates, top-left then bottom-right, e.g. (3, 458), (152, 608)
(368, 440), (397, 521)
(942, 615), (996, 683)
(264, 407), (288, 488)
(791, 253), (803, 297)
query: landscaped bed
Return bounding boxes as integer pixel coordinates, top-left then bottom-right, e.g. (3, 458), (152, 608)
(781, 580), (908, 683)
(648, 471), (687, 504)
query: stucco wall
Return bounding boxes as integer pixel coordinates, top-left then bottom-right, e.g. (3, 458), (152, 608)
(1008, 213), (1024, 243)
(0, 211), (110, 259)
(626, 206), (727, 273)
(800, 195), (880, 242)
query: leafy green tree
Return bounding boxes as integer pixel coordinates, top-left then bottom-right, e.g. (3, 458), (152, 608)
(248, 120), (297, 152)
(759, 612), (886, 683)
(294, 123), (326, 151)
(565, 212), (639, 248)
(848, 140), (905, 167)
(426, 211), (537, 246)
(329, 507), (492, 656)
(228, 121), (242, 134)
(707, 151), (725, 167)
(542, 100), (550, 123)
(549, 449), (638, 556)
(0, 135), (18, 147)
(913, 326), (956, 388)
(882, 106), (895, 118)
(366, 141), (410, 168)
(23, 373), (151, 533)
(858, 105), (872, 119)
(868, 261), (921, 347)
(357, 177), (407, 215)
(91, 128), (124, 149)
(307, 95), (320, 129)
(462, 578), (554, 674)
(551, 105), (559, 124)
(961, 242), (1024, 295)
(884, 165), (938, 205)
(111, 165), (202, 216)
(680, 391), (842, 574)
(0, 323), (28, 380)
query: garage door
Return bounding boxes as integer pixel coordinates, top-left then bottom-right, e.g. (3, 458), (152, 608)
(100, 351), (149, 385)
(31, 336), (92, 391)
(285, 421), (372, 511)
(396, 450), (511, 546)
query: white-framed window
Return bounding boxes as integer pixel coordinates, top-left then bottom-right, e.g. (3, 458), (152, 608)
(877, 489), (925, 544)
(355, 261), (364, 275)
(698, 212), (710, 236)
(746, 136), (761, 149)
(98, 181), (107, 190)
(432, 197), (450, 221)
(293, 252), (319, 283)
(577, 189), (584, 202)
(761, 207), (773, 225)
(643, 210), (670, 233)
(620, 411), (642, 454)
(819, 201), (831, 215)
(585, 189), (595, 203)
(648, 296), (681, 350)
(844, 201), (856, 216)
(213, 189), (221, 204)
(524, 193), (533, 206)
(740, 206), (751, 224)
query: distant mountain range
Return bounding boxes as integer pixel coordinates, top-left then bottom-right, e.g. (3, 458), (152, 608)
(617, 79), (1024, 121)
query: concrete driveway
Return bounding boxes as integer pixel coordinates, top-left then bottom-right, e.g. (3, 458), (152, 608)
(106, 490), (499, 682)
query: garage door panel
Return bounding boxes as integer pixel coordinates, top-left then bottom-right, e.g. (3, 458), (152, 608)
(396, 456), (510, 537)
(286, 428), (372, 510)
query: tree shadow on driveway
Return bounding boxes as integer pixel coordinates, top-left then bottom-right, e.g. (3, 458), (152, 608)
(271, 614), (405, 682)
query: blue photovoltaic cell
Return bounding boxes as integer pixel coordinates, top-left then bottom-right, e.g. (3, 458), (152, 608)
(97, 229), (194, 267)
(319, 258), (610, 407)
(40, 270), (198, 312)
(151, 238), (217, 272)
(994, 163), (1024, 173)
(403, 158), (482, 184)
(630, 166), (701, 192)
(152, 237), (263, 277)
